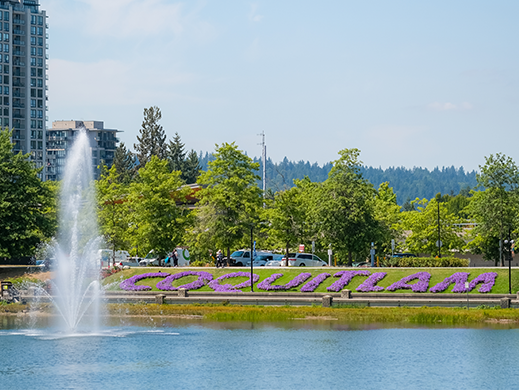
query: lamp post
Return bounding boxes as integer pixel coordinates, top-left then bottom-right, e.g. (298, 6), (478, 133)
(504, 233), (514, 295)
(250, 225), (254, 292)
(436, 193), (442, 258)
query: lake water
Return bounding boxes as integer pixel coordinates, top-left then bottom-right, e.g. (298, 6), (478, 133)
(1, 316), (518, 390)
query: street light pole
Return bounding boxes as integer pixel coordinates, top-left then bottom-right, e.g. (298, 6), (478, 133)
(437, 194), (441, 258)
(250, 226), (254, 292)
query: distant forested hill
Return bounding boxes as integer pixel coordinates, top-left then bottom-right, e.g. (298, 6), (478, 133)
(198, 152), (478, 205)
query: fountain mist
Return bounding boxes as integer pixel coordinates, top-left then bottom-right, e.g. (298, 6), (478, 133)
(52, 128), (102, 332)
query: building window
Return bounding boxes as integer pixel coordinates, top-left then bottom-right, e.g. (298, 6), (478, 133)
(38, 141), (42, 150)
(37, 79), (42, 87)
(30, 57), (36, 66)
(30, 47), (36, 55)
(37, 110), (43, 118)
(3, 33), (8, 41)
(3, 12), (8, 22)
(31, 140), (36, 149)
(37, 58), (42, 67)
(31, 99), (36, 107)
(30, 36), (36, 45)
(3, 86), (8, 95)
(37, 48), (42, 56)
(3, 44), (7, 53)
(38, 120), (43, 129)
(31, 109), (36, 118)
(31, 26), (36, 35)
(37, 27), (43, 36)
(38, 37), (43, 46)
(31, 15), (37, 25)
(4, 55), (8, 63)
(3, 23), (8, 32)
(38, 131), (43, 139)
(31, 119), (36, 128)
(31, 130), (36, 139)
(38, 16), (43, 26)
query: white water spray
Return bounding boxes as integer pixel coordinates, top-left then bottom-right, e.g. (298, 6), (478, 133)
(51, 128), (102, 331)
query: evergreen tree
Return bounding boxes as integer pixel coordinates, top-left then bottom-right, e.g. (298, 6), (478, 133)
(113, 142), (135, 184)
(134, 106), (167, 169)
(167, 132), (186, 173)
(183, 149), (201, 184)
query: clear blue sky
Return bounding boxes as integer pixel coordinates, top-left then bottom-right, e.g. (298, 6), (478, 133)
(46, 0), (519, 171)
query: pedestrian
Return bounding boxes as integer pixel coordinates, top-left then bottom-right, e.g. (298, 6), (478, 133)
(172, 250), (179, 267)
(216, 249), (224, 268)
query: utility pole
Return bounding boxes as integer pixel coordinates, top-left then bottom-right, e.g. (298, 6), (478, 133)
(258, 132), (266, 206)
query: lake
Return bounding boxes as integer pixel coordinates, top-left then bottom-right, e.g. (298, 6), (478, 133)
(0, 315), (518, 389)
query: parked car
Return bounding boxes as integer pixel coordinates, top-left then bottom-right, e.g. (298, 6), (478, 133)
(229, 250), (272, 266)
(253, 254), (283, 267)
(265, 259), (283, 267)
(282, 253), (327, 267)
(99, 249), (130, 268)
(392, 253), (417, 258)
(352, 261), (371, 267)
(139, 248), (191, 267)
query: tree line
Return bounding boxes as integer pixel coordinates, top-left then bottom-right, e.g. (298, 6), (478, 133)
(0, 106), (517, 267)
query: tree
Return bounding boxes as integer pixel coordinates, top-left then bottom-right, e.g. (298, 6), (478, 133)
(127, 156), (190, 261)
(373, 182), (402, 256)
(183, 149), (201, 184)
(167, 132), (186, 173)
(468, 153), (519, 266)
(0, 129), (55, 259)
(315, 148), (378, 266)
(399, 197), (464, 255)
(264, 184), (308, 261)
(97, 164), (130, 266)
(113, 142), (135, 184)
(195, 143), (262, 262)
(134, 106), (167, 169)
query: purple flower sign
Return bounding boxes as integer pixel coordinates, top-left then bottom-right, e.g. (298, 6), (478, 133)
(257, 273), (311, 291)
(208, 272), (260, 292)
(156, 271), (213, 291)
(430, 272), (498, 293)
(120, 272), (170, 291)
(301, 273), (331, 292)
(356, 272), (387, 292)
(326, 270), (371, 292)
(386, 272), (431, 293)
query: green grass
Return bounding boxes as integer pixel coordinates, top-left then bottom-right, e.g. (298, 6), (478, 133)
(102, 267), (519, 294)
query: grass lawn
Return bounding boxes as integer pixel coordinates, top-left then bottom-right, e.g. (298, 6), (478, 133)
(103, 267), (519, 294)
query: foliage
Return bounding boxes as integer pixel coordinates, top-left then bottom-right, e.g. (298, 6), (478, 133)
(183, 149), (201, 184)
(134, 106), (167, 169)
(468, 153), (519, 265)
(127, 156), (190, 259)
(167, 133), (201, 184)
(97, 164), (130, 265)
(112, 142), (136, 184)
(373, 182), (402, 255)
(0, 128), (56, 259)
(380, 256), (469, 267)
(398, 197), (464, 255)
(314, 149), (378, 265)
(194, 143), (262, 260)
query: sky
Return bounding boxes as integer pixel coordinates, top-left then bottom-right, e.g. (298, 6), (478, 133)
(45, 0), (519, 171)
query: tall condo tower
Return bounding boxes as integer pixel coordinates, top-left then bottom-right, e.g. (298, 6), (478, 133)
(1, 0), (47, 178)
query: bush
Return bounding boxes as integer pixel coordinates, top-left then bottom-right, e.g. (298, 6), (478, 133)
(381, 256), (469, 267)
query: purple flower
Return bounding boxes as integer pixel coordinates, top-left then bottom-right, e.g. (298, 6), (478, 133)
(469, 272), (498, 293)
(301, 273), (331, 292)
(119, 272), (170, 291)
(429, 272), (469, 293)
(257, 273), (312, 291)
(356, 272), (387, 292)
(327, 270), (371, 292)
(156, 271), (213, 291)
(208, 272), (260, 293)
(386, 272), (431, 293)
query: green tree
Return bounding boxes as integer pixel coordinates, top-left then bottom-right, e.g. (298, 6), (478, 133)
(183, 149), (201, 184)
(373, 182), (402, 256)
(134, 106), (167, 169)
(128, 156), (190, 261)
(468, 153), (519, 266)
(167, 132), (186, 173)
(113, 142), (135, 184)
(315, 148), (378, 266)
(399, 197), (464, 256)
(0, 129), (55, 259)
(97, 164), (130, 266)
(195, 143), (262, 262)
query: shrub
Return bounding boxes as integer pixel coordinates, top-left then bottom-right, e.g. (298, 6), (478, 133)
(382, 256), (469, 267)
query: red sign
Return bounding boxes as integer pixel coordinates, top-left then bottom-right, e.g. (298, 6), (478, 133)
(298, 244), (305, 253)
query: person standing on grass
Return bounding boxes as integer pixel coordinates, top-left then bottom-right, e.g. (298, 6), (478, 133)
(172, 250), (179, 267)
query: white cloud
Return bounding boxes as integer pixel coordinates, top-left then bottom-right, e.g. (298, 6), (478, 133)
(427, 102), (473, 111)
(249, 3), (264, 22)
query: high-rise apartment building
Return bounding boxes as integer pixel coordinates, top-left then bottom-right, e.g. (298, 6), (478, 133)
(46, 120), (120, 181)
(0, 1), (47, 178)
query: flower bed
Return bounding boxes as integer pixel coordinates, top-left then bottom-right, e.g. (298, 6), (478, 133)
(430, 272), (498, 293)
(327, 271), (370, 292)
(301, 273), (331, 292)
(156, 271), (213, 291)
(385, 272), (431, 293)
(257, 273), (311, 291)
(356, 272), (387, 292)
(120, 272), (170, 291)
(208, 272), (260, 292)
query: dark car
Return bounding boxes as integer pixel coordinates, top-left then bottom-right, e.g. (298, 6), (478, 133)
(392, 253), (417, 258)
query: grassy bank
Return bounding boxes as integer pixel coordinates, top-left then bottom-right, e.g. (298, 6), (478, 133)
(103, 267), (519, 294)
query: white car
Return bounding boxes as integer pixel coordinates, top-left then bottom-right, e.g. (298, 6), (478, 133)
(282, 253), (327, 267)
(230, 250), (272, 266)
(253, 254), (283, 267)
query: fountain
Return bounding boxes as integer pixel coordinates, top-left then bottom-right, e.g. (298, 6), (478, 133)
(49, 127), (102, 332)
